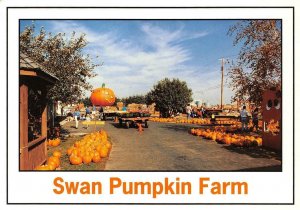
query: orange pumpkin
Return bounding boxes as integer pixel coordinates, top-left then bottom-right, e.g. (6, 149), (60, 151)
(47, 140), (53, 146)
(90, 83), (115, 106)
(67, 147), (74, 156)
(51, 138), (60, 147)
(211, 132), (217, 141)
(35, 165), (53, 171)
(47, 161), (57, 170)
(105, 142), (112, 150)
(256, 137), (263, 146)
(224, 135), (231, 144)
(92, 155), (101, 163)
(53, 150), (62, 158)
(82, 155), (92, 164)
(100, 147), (109, 158)
(69, 155), (83, 165)
(48, 156), (60, 168)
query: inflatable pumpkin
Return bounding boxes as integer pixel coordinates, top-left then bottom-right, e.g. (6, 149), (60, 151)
(90, 83), (115, 106)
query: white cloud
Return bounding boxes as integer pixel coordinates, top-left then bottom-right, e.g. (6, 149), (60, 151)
(48, 20), (233, 105)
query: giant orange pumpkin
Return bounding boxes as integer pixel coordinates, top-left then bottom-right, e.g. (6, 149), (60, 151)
(90, 83), (116, 106)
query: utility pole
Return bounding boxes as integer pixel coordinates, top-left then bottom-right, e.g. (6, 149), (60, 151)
(220, 58), (224, 110)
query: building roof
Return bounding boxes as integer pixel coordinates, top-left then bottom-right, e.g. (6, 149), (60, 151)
(20, 53), (59, 81)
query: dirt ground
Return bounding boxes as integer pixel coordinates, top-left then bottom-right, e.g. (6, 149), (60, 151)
(51, 119), (281, 171)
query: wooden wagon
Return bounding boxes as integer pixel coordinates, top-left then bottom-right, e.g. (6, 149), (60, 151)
(118, 112), (150, 129)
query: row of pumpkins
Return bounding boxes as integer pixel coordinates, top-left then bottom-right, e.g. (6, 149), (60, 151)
(190, 128), (262, 147)
(150, 117), (247, 127)
(151, 117), (265, 132)
(67, 130), (112, 165)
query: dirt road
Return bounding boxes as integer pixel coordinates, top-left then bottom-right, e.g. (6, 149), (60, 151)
(102, 121), (281, 171)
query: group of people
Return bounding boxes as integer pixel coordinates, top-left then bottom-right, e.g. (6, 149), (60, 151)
(185, 103), (260, 132)
(185, 104), (206, 119)
(240, 106), (259, 132)
(66, 106), (104, 129)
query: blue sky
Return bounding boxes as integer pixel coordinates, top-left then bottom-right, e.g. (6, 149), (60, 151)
(20, 20), (242, 105)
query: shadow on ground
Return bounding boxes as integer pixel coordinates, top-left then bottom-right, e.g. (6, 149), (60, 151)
(110, 122), (128, 129)
(222, 144), (282, 161)
(234, 165), (282, 171)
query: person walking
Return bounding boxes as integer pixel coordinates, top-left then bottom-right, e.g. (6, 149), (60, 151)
(99, 106), (104, 120)
(252, 107), (259, 131)
(85, 106), (91, 117)
(240, 105), (249, 132)
(186, 104), (192, 120)
(74, 108), (80, 129)
(201, 107), (206, 118)
(85, 114), (91, 129)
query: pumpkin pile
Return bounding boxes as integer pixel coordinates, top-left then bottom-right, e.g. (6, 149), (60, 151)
(47, 138), (61, 147)
(67, 130), (112, 165)
(35, 150), (62, 170)
(190, 128), (262, 147)
(266, 119), (280, 135)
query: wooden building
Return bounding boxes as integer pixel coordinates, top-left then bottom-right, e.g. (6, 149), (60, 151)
(19, 53), (58, 170)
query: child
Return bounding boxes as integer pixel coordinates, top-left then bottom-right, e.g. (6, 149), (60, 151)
(86, 114), (91, 129)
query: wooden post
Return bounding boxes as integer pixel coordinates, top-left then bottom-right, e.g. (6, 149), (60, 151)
(42, 105), (47, 137)
(220, 58), (224, 110)
(41, 94), (48, 160)
(20, 84), (29, 170)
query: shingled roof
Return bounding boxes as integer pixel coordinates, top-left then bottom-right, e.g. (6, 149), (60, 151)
(20, 53), (59, 81)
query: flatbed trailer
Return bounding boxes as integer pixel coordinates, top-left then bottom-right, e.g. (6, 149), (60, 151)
(117, 112), (151, 128)
(210, 114), (240, 124)
(102, 111), (126, 120)
(118, 117), (150, 128)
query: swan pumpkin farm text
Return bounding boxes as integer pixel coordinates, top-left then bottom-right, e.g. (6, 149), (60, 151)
(53, 177), (248, 198)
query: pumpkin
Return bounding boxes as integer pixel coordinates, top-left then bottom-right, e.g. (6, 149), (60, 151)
(90, 83), (115, 106)
(224, 135), (231, 144)
(47, 161), (57, 170)
(51, 138), (61, 147)
(92, 155), (101, 163)
(256, 137), (263, 146)
(190, 128), (196, 135)
(53, 150), (62, 158)
(82, 155), (92, 164)
(70, 148), (81, 157)
(67, 147), (74, 156)
(211, 132), (217, 141)
(47, 140), (53, 146)
(100, 147), (109, 158)
(196, 130), (202, 136)
(35, 165), (52, 171)
(48, 156), (60, 168)
(105, 142), (112, 150)
(69, 155), (83, 165)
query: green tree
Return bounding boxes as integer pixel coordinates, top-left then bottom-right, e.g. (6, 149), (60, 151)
(146, 78), (193, 117)
(20, 23), (99, 104)
(227, 20), (281, 106)
(122, 95), (147, 105)
(79, 97), (92, 107)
